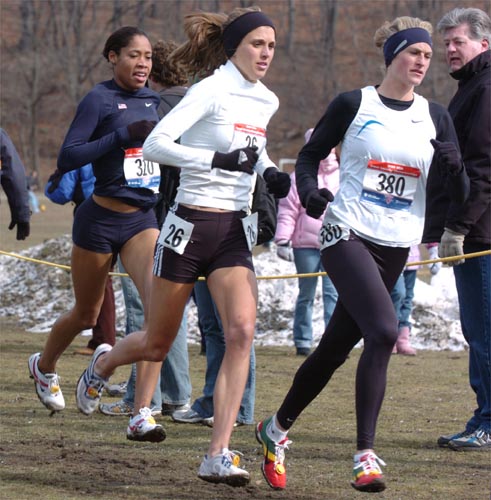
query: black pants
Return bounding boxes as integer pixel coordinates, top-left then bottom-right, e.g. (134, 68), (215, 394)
(277, 233), (409, 450)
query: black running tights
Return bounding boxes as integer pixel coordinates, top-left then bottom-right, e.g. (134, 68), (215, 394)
(276, 234), (409, 450)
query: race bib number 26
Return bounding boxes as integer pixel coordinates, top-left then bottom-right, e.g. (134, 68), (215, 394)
(158, 212), (194, 255)
(241, 212), (258, 251)
(229, 124), (267, 154)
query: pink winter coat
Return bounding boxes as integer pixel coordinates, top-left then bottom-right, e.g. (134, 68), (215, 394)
(275, 151), (340, 249)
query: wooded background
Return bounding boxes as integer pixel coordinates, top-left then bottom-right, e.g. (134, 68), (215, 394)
(1, 0), (489, 183)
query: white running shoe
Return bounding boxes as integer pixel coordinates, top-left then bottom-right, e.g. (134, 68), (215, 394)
(127, 407), (166, 442)
(28, 353), (65, 411)
(76, 343), (112, 415)
(198, 448), (250, 487)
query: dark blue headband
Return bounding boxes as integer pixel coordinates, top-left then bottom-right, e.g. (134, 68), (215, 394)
(383, 27), (432, 66)
(223, 11), (275, 58)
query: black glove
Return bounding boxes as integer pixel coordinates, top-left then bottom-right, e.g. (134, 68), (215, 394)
(430, 139), (463, 176)
(47, 169), (63, 194)
(127, 120), (157, 142)
(211, 147), (258, 175)
(304, 188), (334, 219)
(9, 220), (30, 240)
(263, 167), (291, 198)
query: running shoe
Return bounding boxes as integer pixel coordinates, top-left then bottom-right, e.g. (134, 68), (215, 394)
(105, 381), (128, 397)
(99, 400), (162, 417)
(202, 416), (243, 428)
(437, 429), (473, 448)
(162, 402), (190, 417)
(255, 417), (291, 490)
(76, 343), (112, 415)
(448, 428), (491, 451)
(351, 451), (386, 493)
(126, 407), (166, 442)
(171, 407), (204, 423)
(198, 448), (250, 487)
(28, 353), (65, 411)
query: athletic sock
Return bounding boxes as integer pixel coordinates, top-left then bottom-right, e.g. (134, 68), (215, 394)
(267, 413), (289, 442)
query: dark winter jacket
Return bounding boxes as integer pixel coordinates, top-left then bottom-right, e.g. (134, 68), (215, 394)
(0, 128), (30, 224)
(154, 86), (188, 227)
(423, 50), (490, 245)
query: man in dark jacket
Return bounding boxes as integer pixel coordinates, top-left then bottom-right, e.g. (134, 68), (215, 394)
(0, 128), (30, 240)
(424, 7), (490, 451)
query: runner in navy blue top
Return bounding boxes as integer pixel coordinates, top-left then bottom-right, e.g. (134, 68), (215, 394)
(28, 29), (162, 441)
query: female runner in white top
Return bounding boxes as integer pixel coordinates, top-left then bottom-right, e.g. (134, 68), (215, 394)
(76, 6), (290, 487)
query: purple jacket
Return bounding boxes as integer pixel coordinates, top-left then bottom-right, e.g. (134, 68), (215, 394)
(275, 151), (339, 249)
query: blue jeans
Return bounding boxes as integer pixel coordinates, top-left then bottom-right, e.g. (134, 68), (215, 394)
(453, 244), (491, 433)
(191, 280), (255, 424)
(119, 259), (191, 409)
(390, 269), (417, 328)
(293, 247), (338, 348)
(28, 190), (40, 213)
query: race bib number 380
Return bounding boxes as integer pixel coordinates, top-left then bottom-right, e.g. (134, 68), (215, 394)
(123, 147), (160, 193)
(361, 160), (420, 211)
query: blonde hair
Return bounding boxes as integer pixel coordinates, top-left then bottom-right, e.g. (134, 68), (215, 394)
(169, 6), (261, 80)
(374, 16), (433, 49)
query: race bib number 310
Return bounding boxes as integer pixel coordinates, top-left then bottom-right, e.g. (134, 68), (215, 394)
(123, 147), (160, 193)
(361, 160), (420, 211)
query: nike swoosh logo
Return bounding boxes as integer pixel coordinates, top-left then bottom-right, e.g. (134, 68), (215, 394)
(145, 103), (152, 107)
(411, 119), (423, 123)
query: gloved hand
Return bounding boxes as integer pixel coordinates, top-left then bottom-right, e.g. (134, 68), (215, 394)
(9, 220), (30, 240)
(304, 188), (334, 219)
(439, 227), (465, 266)
(127, 120), (157, 142)
(46, 169), (63, 194)
(427, 245), (442, 275)
(263, 167), (291, 198)
(430, 139), (463, 176)
(211, 147), (258, 175)
(276, 241), (294, 262)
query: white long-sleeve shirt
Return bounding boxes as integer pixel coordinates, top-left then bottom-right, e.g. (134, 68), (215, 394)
(143, 61), (279, 211)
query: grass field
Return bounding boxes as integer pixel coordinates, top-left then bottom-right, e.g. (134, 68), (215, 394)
(1, 325), (489, 500)
(1, 193), (489, 499)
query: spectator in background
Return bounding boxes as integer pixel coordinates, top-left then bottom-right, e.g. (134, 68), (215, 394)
(27, 170), (41, 214)
(275, 128), (339, 356)
(425, 7), (490, 451)
(172, 171), (276, 426)
(390, 243), (442, 356)
(0, 128), (30, 240)
(173, 280), (255, 426)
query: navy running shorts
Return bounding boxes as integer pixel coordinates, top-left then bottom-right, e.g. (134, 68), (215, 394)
(72, 196), (158, 254)
(153, 205), (254, 283)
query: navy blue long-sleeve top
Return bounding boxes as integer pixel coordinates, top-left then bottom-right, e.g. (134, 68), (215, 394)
(57, 79), (160, 208)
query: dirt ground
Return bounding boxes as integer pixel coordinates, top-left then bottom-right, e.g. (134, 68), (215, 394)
(1, 319), (490, 500)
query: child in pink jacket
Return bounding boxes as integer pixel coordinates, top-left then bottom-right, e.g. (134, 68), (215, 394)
(275, 129), (340, 355)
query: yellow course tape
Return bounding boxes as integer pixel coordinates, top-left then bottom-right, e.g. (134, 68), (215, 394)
(1, 249), (490, 281)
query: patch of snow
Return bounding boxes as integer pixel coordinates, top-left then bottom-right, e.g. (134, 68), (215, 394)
(0, 235), (465, 351)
